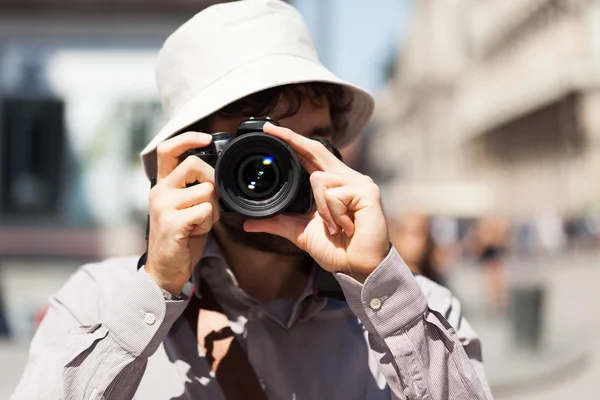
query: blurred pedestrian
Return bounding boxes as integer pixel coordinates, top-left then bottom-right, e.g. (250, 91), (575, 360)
(466, 216), (509, 315)
(389, 209), (453, 287)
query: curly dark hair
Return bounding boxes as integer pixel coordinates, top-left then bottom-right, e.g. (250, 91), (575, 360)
(184, 82), (353, 136)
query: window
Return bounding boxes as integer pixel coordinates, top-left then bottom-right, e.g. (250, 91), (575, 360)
(0, 97), (66, 223)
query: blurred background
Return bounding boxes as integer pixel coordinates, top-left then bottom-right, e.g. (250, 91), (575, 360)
(1, 0), (599, 398)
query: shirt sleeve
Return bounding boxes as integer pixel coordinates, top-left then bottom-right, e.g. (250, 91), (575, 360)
(335, 247), (493, 400)
(12, 264), (189, 400)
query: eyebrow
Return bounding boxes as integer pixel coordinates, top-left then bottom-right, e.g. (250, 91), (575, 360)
(309, 125), (334, 138)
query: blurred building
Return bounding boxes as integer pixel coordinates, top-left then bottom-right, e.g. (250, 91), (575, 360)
(0, 0), (230, 260)
(373, 0), (600, 220)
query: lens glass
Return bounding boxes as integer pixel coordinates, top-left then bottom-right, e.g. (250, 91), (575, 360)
(238, 155), (280, 198)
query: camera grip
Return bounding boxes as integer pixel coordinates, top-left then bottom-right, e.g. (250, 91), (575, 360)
(196, 152), (215, 164)
(187, 132), (231, 167)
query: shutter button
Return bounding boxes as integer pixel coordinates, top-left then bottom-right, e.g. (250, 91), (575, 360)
(369, 297), (382, 311)
(144, 313), (156, 325)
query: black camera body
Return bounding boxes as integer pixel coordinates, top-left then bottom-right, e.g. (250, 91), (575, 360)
(187, 118), (313, 219)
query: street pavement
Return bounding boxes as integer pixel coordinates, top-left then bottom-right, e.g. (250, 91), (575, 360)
(449, 249), (600, 399)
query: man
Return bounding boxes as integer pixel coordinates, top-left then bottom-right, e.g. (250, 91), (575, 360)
(13, 1), (493, 399)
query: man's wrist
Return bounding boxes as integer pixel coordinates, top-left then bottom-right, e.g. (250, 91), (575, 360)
(342, 268), (373, 284)
(338, 243), (394, 283)
(145, 268), (188, 297)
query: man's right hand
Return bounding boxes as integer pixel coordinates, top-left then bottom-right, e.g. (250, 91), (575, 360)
(145, 131), (220, 296)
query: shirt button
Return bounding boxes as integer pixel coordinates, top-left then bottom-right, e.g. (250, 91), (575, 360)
(369, 297), (382, 311)
(144, 313), (156, 325)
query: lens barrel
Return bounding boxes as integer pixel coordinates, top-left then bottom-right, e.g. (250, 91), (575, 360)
(214, 132), (303, 219)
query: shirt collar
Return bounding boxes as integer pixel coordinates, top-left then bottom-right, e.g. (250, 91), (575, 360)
(192, 234), (327, 327)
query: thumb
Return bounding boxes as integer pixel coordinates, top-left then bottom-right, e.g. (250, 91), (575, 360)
(243, 214), (306, 245)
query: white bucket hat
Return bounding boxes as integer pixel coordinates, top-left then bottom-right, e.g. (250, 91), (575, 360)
(141, 0), (375, 179)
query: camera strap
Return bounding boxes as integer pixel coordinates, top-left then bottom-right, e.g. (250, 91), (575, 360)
(183, 280), (268, 400)
(138, 196), (266, 397)
(137, 258), (267, 399)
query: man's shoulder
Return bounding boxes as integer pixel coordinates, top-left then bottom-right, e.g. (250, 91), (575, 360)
(413, 274), (452, 301)
(57, 255), (141, 299)
(413, 274), (457, 315)
(51, 256), (142, 323)
(413, 274), (474, 338)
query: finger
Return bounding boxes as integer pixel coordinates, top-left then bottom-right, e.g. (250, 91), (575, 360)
(243, 214), (308, 246)
(175, 182), (221, 223)
(169, 182), (219, 216)
(179, 202), (215, 237)
(262, 122), (349, 174)
(310, 172), (339, 235)
(149, 182), (220, 224)
(324, 186), (357, 237)
(310, 171), (371, 234)
(156, 131), (213, 181)
(164, 153), (215, 189)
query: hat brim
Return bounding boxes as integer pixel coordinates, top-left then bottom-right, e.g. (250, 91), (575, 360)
(141, 54), (374, 179)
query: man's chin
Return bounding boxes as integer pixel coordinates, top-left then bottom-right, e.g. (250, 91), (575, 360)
(215, 216), (305, 256)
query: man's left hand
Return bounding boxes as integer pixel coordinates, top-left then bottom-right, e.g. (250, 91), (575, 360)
(243, 122), (390, 283)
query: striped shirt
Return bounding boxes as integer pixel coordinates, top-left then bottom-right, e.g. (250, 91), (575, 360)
(13, 238), (492, 399)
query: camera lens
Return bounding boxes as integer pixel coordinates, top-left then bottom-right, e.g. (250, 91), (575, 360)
(237, 155), (280, 198)
(214, 132), (305, 219)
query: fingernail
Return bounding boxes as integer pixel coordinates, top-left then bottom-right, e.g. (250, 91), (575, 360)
(263, 122), (274, 129)
(199, 133), (211, 140)
(243, 221), (256, 232)
(327, 223), (336, 235)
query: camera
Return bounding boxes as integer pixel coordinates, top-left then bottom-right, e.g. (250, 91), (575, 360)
(187, 118), (313, 219)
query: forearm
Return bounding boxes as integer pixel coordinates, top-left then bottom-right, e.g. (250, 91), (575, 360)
(64, 324), (147, 400)
(336, 247), (493, 400)
(14, 308), (143, 399)
(377, 309), (491, 399)
(13, 266), (188, 400)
